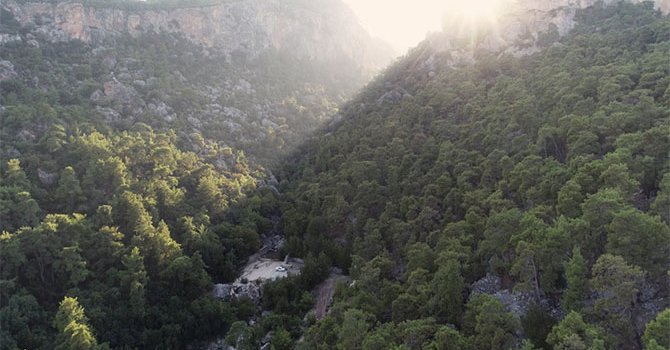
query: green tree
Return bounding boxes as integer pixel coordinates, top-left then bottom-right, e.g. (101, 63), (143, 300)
(429, 259), (464, 324)
(225, 321), (258, 350)
(3, 159), (30, 189)
(362, 324), (396, 350)
(55, 166), (85, 213)
(427, 326), (472, 350)
(562, 247), (588, 312)
(478, 208), (522, 276)
(465, 295), (519, 350)
(40, 124), (68, 153)
(651, 173), (670, 224)
(643, 309), (670, 350)
(53, 297), (100, 350)
(546, 311), (606, 350)
(159, 252), (211, 299)
(14, 191), (42, 229)
(270, 327), (293, 350)
(557, 180), (583, 218)
(590, 254), (645, 349)
(120, 247), (148, 318)
(598, 163), (639, 200)
(606, 209), (670, 277)
(511, 240), (542, 302)
(337, 309), (371, 350)
(54, 245), (89, 288)
(579, 188), (628, 261)
(0, 292), (47, 349)
(405, 242), (435, 274)
(521, 304), (556, 350)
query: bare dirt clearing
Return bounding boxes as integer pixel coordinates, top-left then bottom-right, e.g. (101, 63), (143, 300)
(235, 258), (302, 283)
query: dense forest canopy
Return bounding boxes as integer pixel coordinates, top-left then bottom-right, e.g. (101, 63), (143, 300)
(0, 1), (669, 350)
(0, 0), (344, 347)
(276, 2), (669, 349)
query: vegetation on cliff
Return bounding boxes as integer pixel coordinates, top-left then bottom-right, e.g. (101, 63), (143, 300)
(275, 3), (669, 349)
(0, 1), (668, 350)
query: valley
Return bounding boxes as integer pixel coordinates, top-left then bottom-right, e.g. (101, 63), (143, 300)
(1, 0), (669, 349)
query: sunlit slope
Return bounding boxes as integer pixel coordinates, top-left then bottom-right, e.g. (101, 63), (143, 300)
(279, 3), (669, 349)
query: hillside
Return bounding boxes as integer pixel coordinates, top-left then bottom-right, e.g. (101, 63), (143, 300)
(0, 0), (394, 164)
(0, 0), (392, 348)
(1, 0), (669, 349)
(273, 2), (670, 349)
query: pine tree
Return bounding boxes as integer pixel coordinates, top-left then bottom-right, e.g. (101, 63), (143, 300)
(590, 254), (645, 349)
(547, 311), (606, 350)
(643, 309), (670, 350)
(53, 297), (99, 350)
(562, 247), (588, 312)
(120, 247), (147, 317)
(55, 166), (85, 213)
(4, 159), (30, 189)
(429, 258), (465, 324)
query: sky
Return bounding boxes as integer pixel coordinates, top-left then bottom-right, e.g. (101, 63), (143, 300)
(342, 0), (504, 53)
(342, 0), (448, 52)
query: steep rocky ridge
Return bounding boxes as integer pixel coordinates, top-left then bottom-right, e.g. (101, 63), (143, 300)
(4, 0), (393, 74)
(421, 0), (670, 67)
(0, 0), (395, 165)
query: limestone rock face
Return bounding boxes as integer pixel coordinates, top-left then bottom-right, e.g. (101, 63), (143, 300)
(3, 0), (394, 74)
(428, 0), (669, 65)
(0, 60), (17, 81)
(213, 282), (262, 303)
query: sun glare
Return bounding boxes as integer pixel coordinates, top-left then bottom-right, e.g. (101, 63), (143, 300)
(343, 0), (507, 52)
(444, 0), (503, 22)
(443, 0), (502, 30)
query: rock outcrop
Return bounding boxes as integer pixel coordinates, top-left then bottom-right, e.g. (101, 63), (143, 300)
(423, 0), (669, 66)
(0, 60), (17, 81)
(0, 0), (395, 164)
(470, 274), (562, 319)
(3, 0), (394, 74)
(213, 282), (262, 303)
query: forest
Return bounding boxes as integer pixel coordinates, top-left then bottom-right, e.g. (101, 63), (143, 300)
(0, 1), (669, 350)
(277, 3), (670, 349)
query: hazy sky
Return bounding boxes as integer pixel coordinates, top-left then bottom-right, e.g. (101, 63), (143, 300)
(342, 0), (503, 53)
(342, 0), (448, 52)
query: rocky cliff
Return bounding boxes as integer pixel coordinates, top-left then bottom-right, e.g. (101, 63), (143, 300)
(3, 0), (394, 73)
(427, 0), (670, 65)
(0, 0), (397, 164)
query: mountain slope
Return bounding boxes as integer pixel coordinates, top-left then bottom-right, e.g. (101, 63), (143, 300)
(0, 0), (392, 349)
(274, 2), (670, 349)
(0, 0), (394, 164)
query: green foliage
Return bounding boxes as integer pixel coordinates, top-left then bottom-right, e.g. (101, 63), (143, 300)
(520, 305), (556, 350)
(546, 311), (606, 350)
(427, 326), (472, 350)
(562, 247), (588, 312)
(53, 297), (101, 350)
(2, 1), (669, 348)
(54, 166), (85, 213)
(467, 295), (519, 350)
(590, 254), (645, 349)
(606, 209), (670, 277)
(277, 2), (669, 348)
(0, 124), (272, 348)
(429, 258), (465, 325)
(337, 309), (372, 350)
(0, 292), (48, 349)
(651, 174), (670, 224)
(643, 309), (670, 350)
(225, 321), (259, 350)
(270, 327), (294, 350)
